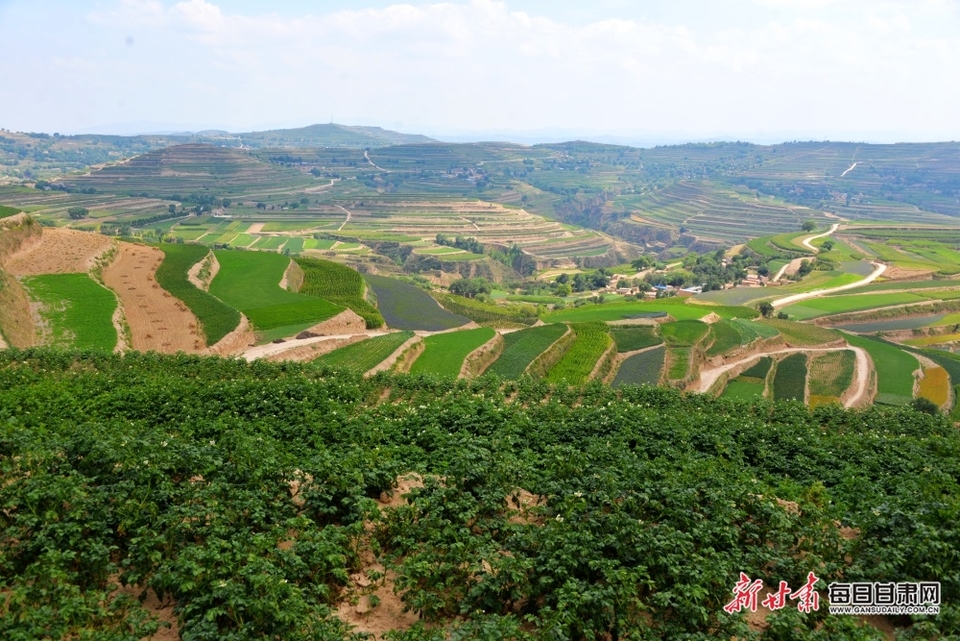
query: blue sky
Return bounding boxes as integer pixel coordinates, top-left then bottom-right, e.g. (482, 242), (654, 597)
(1, 0), (958, 143)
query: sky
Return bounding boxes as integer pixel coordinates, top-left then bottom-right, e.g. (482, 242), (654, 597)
(0, 0), (959, 144)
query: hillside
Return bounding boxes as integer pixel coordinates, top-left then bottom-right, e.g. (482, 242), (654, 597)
(68, 144), (312, 196)
(0, 348), (954, 639)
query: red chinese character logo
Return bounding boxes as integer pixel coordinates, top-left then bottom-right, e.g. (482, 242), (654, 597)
(724, 572), (764, 613)
(790, 572), (821, 613)
(762, 580), (792, 611)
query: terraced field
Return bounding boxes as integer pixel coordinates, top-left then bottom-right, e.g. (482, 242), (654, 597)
(542, 299), (756, 324)
(610, 326), (662, 352)
(295, 257), (384, 328)
(621, 181), (815, 245)
(155, 244), (241, 346)
(771, 353), (807, 402)
(783, 292), (931, 320)
(409, 327), (496, 378)
(364, 275), (468, 331)
(843, 333), (918, 406)
(22, 273), (117, 351)
(487, 324), (568, 379)
(314, 331), (414, 374)
(612, 346), (665, 387)
(808, 350), (856, 404)
(210, 251), (342, 339)
(545, 322), (612, 386)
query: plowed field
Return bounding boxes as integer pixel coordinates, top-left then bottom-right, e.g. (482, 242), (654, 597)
(5, 227), (114, 275)
(103, 242), (203, 353)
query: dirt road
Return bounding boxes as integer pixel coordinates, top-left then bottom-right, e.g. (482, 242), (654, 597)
(241, 331), (391, 361)
(695, 346), (872, 408)
(772, 262), (886, 309)
(800, 223), (839, 252)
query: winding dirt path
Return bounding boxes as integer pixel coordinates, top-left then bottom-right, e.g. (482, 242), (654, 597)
(773, 257), (804, 282)
(771, 262), (887, 309)
(801, 223), (839, 252)
(336, 205), (352, 231)
(695, 346), (871, 408)
(841, 162), (858, 178)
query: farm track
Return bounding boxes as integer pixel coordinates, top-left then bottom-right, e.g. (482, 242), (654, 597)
(695, 346), (871, 408)
(772, 262), (887, 308)
(103, 243), (204, 354)
(800, 223), (839, 252)
(241, 331), (391, 361)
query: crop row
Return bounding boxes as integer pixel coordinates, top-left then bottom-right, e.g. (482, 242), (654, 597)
(545, 322), (612, 386)
(295, 257), (384, 329)
(315, 331), (414, 374)
(488, 324), (568, 380)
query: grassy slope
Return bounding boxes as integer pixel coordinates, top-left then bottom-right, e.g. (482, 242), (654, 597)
(22, 273), (117, 351)
(211, 251), (342, 334)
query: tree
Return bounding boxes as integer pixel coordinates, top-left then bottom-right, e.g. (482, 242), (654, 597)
(450, 277), (491, 298)
(821, 240), (835, 251)
(67, 207), (89, 220)
(777, 311), (789, 319)
(168, 204), (177, 214)
(222, 198), (231, 208)
(758, 301), (774, 318)
(910, 397), (940, 415)
(801, 221), (816, 232)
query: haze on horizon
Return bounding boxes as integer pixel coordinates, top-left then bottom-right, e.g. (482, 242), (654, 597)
(1, 0), (958, 145)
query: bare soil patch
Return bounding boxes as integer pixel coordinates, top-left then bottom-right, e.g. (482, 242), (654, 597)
(103, 242), (203, 354)
(186, 251), (217, 291)
(205, 313), (256, 356)
(246, 222), (265, 234)
(6, 227), (114, 275)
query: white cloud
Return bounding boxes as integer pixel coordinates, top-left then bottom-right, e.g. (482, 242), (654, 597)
(2, 0), (958, 139)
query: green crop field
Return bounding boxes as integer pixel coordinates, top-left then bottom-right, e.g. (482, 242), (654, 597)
(546, 322), (612, 386)
(706, 320), (743, 356)
(488, 324), (568, 380)
(782, 292), (929, 320)
(730, 318), (780, 341)
(542, 299), (756, 324)
(843, 333), (919, 406)
(741, 356), (773, 379)
(314, 331), (414, 374)
(667, 347), (691, 380)
(758, 319), (840, 346)
(722, 379), (766, 401)
(772, 353), (807, 401)
(0, 205), (21, 218)
(22, 274), (117, 351)
(6, 348), (959, 639)
(155, 244), (241, 346)
(410, 327), (496, 378)
(364, 275), (468, 331)
(612, 346), (665, 387)
(808, 350), (856, 398)
(661, 320), (710, 346)
(430, 292), (538, 328)
(295, 257), (384, 328)
(610, 326), (662, 352)
(210, 251), (342, 337)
